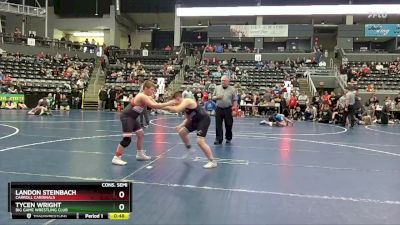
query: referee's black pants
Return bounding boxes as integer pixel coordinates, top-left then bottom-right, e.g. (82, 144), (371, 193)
(215, 106), (233, 142)
(343, 105), (355, 127)
(348, 105), (356, 127)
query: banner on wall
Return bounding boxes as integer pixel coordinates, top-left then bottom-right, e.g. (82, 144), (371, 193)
(365, 24), (400, 37)
(230, 25), (288, 38)
(0, 94), (24, 107)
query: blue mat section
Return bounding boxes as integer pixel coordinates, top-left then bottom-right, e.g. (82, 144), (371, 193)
(0, 110), (399, 225)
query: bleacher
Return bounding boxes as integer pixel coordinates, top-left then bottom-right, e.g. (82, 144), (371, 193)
(185, 60), (293, 93)
(105, 57), (180, 96)
(0, 54), (94, 94)
(345, 61), (400, 91)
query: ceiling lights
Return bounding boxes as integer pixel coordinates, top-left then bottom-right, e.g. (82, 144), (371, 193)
(177, 4), (400, 17)
(72, 32), (104, 37)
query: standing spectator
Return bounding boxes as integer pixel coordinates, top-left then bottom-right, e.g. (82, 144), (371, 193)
(47, 93), (55, 110)
(139, 107), (150, 128)
(13, 27), (22, 43)
(297, 92), (308, 112)
(54, 90), (61, 110)
(71, 86), (81, 109)
(394, 92), (400, 106)
(182, 87), (194, 99)
(264, 88), (273, 103)
(312, 92), (322, 113)
(108, 86), (116, 111)
(115, 88), (124, 111)
(212, 75), (237, 145)
(98, 86), (108, 110)
(288, 93), (298, 118)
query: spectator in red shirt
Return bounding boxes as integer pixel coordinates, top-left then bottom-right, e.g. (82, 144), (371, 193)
(322, 91), (331, 106)
(362, 65), (371, 75)
(164, 45), (172, 51)
(202, 91), (209, 103)
(4, 74), (12, 84)
(37, 51), (45, 60)
(288, 93), (298, 118)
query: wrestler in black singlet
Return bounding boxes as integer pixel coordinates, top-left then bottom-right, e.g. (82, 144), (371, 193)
(184, 103), (211, 137)
(120, 101), (145, 133)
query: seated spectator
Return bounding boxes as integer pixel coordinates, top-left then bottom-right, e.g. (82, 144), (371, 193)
(375, 63), (384, 71)
(164, 45), (172, 51)
(377, 103), (390, 124)
(304, 103), (317, 121)
(0, 69), (4, 82)
(3, 74), (12, 84)
(292, 106), (303, 121)
(0, 83), (8, 93)
(205, 99), (216, 115)
(37, 51), (45, 60)
(384, 96), (393, 108)
(367, 84), (375, 92)
(3, 97), (16, 109)
(7, 85), (18, 94)
(362, 65), (371, 74)
(17, 101), (28, 110)
(322, 91), (331, 105)
(318, 104), (332, 123)
(59, 95), (70, 111)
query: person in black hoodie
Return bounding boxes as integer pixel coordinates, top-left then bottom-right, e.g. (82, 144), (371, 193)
(54, 90), (61, 110)
(108, 86), (116, 111)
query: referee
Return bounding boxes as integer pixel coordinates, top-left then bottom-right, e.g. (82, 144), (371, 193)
(344, 86), (356, 128)
(213, 75), (237, 145)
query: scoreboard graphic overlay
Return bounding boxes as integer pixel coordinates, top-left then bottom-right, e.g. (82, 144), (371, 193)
(8, 182), (132, 220)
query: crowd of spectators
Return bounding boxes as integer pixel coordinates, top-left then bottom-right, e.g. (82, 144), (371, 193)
(341, 58), (400, 91)
(0, 51), (94, 111)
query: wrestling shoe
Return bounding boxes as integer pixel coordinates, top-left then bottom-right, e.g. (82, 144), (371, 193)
(136, 150), (151, 161)
(203, 160), (217, 169)
(112, 156), (127, 166)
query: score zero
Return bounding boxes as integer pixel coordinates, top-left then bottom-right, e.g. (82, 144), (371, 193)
(101, 183), (128, 187)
